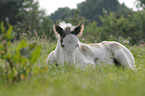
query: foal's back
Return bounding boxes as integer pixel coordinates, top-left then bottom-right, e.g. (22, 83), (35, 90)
(77, 42), (114, 66)
(77, 41), (135, 69)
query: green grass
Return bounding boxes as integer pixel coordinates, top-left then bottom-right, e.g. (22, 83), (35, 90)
(0, 39), (145, 96)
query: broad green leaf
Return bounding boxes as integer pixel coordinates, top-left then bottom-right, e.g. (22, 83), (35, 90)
(0, 44), (4, 52)
(29, 46), (41, 63)
(16, 39), (27, 55)
(20, 42), (37, 58)
(5, 26), (13, 41)
(0, 22), (5, 34)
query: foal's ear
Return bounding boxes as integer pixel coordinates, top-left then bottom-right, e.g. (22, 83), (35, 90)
(53, 23), (63, 36)
(72, 22), (84, 37)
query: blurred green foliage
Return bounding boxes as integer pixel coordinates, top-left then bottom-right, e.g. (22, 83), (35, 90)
(50, 0), (144, 44)
(99, 10), (145, 44)
(0, 0), (145, 45)
(0, 0), (54, 40)
(77, 0), (132, 25)
(137, 0), (145, 9)
(0, 22), (41, 82)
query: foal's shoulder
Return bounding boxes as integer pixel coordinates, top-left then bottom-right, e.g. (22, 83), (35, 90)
(78, 44), (94, 57)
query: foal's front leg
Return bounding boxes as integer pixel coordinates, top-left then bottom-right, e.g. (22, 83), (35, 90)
(47, 51), (57, 66)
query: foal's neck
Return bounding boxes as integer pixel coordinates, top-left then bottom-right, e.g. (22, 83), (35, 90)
(54, 36), (66, 65)
(55, 37), (61, 59)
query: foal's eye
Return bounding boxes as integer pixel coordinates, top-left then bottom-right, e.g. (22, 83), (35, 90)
(61, 44), (64, 48)
(76, 44), (79, 47)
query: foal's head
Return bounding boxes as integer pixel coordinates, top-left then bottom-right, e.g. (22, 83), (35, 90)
(53, 22), (84, 65)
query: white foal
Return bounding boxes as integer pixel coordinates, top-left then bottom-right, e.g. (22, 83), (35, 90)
(47, 22), (135, 70)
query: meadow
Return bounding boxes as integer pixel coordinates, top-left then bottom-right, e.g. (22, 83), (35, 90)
(0, 39), (145, 96)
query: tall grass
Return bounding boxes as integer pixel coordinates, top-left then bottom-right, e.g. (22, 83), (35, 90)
(0, 39), (145, 96)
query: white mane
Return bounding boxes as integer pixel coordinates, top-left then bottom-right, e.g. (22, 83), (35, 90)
(59, 21), (75, 31)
